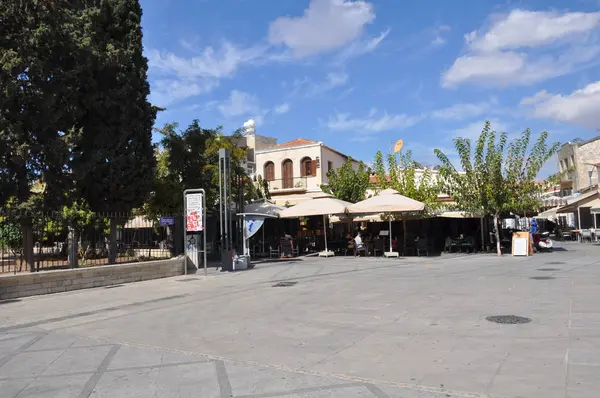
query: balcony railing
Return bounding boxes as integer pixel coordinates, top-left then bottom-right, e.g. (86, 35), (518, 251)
(267, 177), (308, 193)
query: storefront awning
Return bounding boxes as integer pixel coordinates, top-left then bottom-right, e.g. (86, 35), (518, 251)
(557, 191), (600, 214)
(534, 207), (559, 221)
(437, 211), (483, 219)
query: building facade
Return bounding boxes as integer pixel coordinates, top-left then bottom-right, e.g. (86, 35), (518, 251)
(253, 138), (359, 205)
(231, 120), (361, 205)
(557, 136), (600, 196)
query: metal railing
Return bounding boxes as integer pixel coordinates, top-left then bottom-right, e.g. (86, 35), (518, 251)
(267, 177), (308, 192)
(0, 211), (182, 274)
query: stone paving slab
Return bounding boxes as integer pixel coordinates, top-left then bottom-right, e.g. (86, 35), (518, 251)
(1, 241), (600, 397)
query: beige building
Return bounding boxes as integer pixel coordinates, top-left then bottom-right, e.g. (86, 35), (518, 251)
(557, 136), (600, 196)
(232, 120), (360, 205)
(253, 138), (359, 205)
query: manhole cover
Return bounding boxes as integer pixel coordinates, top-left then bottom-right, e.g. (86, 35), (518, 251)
(538, 268), (560, 271)
(178, 278), (201, 282)
(105, 284), (124, 289)
(273, 281), (298, 287)
(546, 261), (564, 265)
(486, 315), (532, 324)
(530, 276), (556, 280)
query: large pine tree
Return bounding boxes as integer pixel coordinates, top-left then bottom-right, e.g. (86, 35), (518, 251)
(0, 1), (85, 270)
(71, 0), (157, 263)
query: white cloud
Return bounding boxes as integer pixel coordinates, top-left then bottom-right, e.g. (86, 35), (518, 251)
(430, 25), (451, 47)
(431, 99), (496, 120)
(521, 82), (600, 129)
(148, 42), (265, 80)
(149, 79), (218, 107)
(146, 41), (265, 106)
(453, 119), (509, 139)
(216, 90), (269, 125)
(469, 10), (600, 52)
(218, 90), (261, 118)
(335, 29), (389, 62)
(268, 0), (376, 58)
(291, 71), (349, 97)
(327, 111), (424, 133)
(274, 103), (291, 114)
(443, 9), (600, 87)
(326, 72), (349, 87)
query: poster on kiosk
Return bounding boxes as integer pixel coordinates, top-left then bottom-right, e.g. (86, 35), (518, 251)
(185, 192), (204, 271)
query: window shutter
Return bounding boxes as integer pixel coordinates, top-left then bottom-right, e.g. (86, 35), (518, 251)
(310, 160), (317, 177)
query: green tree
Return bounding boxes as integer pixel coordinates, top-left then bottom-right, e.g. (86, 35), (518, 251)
(372, 150), (441, 250)
(71, 0), (157, 263)
(385, 150), (441, 211)
(145, 121), (254, 218)
(372, 151), (389, 190)
(434, 121), (560, 256)
(321, 158), (371, 203)
(0, 1), (86, 270)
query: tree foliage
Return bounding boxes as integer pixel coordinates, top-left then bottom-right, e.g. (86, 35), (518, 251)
(434, 121), (561, 255)
(71, 0), (156, 213)
(321, 158), (370, 203)
(0, 1), (84, 212)
(144, 121), (258, 218)
(383, 150), (441, 212)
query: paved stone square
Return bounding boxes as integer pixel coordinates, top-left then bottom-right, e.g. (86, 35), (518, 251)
(1, 241), (600, 397)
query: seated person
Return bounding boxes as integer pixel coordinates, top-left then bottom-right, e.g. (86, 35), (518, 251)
(355, 231), (365, 250)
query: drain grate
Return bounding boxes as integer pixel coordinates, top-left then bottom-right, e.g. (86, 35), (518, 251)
(273, 281), (298, 287)
(104, 284), (124, 289)
(178, 278), (201, 282)
(546, 261), (565, 265)
(538, 268), (560, 271)
(530, 276), (556, 280)
(486, 315), (532, 324)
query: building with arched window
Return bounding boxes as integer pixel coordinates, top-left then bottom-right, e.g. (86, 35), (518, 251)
(251, 138), (360, 205)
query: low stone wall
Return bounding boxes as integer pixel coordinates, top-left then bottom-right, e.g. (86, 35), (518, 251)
(0, 257), (185, 300)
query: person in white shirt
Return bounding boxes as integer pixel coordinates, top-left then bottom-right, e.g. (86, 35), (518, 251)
(355, 231), (365, 249)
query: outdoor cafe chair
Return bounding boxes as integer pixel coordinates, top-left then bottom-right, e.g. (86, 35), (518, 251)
(269, 245), (280, 259)
(444, 237), (458, 253)
(581, 229), (593, 243)
(415, 238), (429, 257)
(461, 236), (476, 253)
(372, 239), (385, 257)
(353, 241), (367, 257)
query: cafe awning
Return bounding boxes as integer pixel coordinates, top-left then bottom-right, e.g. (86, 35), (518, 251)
(347, 189), (425, 214)
(437, 211), (483, 219)
(557, 191), (600, 213)
(534, 207), (559, 221)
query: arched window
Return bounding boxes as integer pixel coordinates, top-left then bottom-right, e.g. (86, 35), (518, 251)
(301, 157), (316, 177)
(264, 161), (275, 181)
(282, 159), (293, 189)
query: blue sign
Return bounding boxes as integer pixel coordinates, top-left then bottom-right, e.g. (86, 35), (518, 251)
(160, 216), (175, 226)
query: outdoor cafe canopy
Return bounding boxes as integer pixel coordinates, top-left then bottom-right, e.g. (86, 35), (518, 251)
(279, 197), (352, 257)
(347, 189), (426, 256)
(347, 189), (426, 214)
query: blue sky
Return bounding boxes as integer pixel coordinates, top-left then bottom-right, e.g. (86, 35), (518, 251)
(140, 0), (600, 175)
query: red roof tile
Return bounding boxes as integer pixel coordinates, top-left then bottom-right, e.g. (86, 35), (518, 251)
(270, 138), (318, 148)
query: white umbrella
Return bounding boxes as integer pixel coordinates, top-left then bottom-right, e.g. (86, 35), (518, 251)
(280, 197), (352, 257)
(348, 189), (425, 213)
(244, 199), (284, 217)
(347, 189), (426, 257)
